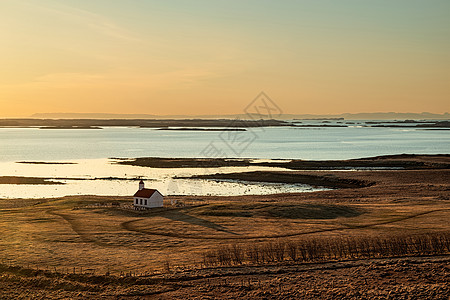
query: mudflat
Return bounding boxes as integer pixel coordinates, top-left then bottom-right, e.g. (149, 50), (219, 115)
(115, 154), (450, 169)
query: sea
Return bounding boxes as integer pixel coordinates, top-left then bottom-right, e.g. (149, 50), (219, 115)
(0, 120), (448, 199)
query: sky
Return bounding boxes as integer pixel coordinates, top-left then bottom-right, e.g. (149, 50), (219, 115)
(0, 0), (449, 117)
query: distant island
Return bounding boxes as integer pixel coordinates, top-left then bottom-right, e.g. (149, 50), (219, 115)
(0, 119), (292, 128)
(30, 112), (450, 120)
(0, 119), (448, 129)
(39, 126), (102, 129)
(156, 127), (247, 131)
(16, 161), (77, 165)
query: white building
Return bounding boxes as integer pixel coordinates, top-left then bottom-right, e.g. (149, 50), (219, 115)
(133, 180), (164, 209)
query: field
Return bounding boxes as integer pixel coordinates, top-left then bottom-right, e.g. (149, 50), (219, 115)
(0, 156), (449, 298)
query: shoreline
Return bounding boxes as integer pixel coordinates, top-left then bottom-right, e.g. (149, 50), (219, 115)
(183, 171), (374, 189)
(0, 176), (64, 185)
(115, 154), (450, 170)
(2, 154), (448, 194)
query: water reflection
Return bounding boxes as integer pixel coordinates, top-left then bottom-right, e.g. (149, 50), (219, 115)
(0, 159), (326, 199)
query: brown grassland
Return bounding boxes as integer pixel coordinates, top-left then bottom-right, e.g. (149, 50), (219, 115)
(0, 155), (449, 298)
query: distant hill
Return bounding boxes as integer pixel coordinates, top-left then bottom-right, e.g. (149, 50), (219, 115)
(31, 112), (449, 120)
(339, 112), (450, 120)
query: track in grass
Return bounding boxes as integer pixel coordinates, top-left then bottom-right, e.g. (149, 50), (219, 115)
(120, 209), (450, 240)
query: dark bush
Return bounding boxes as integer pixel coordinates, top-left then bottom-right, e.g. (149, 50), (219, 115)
(200, 232), (450, 267)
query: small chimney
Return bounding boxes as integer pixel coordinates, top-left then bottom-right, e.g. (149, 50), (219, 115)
(139, 180), (144, 190)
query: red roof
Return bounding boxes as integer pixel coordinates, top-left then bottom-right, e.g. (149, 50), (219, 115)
(133, 188), (161, 198)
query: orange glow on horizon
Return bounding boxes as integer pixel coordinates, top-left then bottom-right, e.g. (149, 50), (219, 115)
(0, 1), (448, 117)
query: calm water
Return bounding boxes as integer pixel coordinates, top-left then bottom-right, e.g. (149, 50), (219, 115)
(0, 123), (448, 198)
(0, 158), (317, 198)
(0, 125), (448, 161)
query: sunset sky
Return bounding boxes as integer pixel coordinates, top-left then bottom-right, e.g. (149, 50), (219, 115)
(0, 0), (449, 117)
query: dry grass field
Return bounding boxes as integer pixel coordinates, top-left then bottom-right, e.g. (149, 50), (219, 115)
(0, 159), (449, 298)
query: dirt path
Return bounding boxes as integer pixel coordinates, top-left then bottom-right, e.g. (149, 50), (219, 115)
(47, 209), (140, 249)
(120, 208), (449, 240)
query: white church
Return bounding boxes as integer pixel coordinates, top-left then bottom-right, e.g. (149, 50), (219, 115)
(133, 180), (164, 209)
